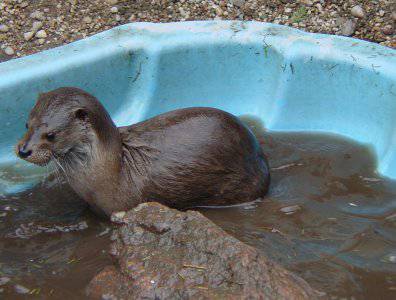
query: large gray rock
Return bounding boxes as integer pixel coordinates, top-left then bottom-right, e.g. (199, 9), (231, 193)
(87, 202), (323, 299)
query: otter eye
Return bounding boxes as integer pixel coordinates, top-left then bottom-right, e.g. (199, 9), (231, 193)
(45, 132), (56, 141)
(75, 108), (88, 120)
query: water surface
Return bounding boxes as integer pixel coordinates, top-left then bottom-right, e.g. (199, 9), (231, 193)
(0, 117), (395, 298)
(201, 117), (396, 299)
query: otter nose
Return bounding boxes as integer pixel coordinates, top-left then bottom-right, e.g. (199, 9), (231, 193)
(18, 145), (32, 158)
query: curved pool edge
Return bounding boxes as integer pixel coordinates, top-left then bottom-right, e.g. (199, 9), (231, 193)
(0, 21), (395, 193)
(1, 21), (395, 77)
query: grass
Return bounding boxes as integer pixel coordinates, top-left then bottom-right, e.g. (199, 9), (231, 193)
(291, 6), (308, 23)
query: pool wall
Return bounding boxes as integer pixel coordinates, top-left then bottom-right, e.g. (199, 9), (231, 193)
(0, 21), (395, 192)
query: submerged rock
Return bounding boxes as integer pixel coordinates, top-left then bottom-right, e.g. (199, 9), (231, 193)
(87, 202), (322, 299)
(0, 277), (10, 286)
(14, 284), (30, 294)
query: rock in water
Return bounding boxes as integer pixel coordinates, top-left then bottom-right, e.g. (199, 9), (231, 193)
(87, 202), (322, 299)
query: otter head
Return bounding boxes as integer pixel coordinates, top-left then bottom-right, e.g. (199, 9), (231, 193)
(16, 87), (118, 168)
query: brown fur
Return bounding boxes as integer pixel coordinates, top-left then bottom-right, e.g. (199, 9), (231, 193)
(16, 87), (270, 216)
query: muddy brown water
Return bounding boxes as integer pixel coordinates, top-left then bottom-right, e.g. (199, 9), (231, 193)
(0, 116), (395, 299)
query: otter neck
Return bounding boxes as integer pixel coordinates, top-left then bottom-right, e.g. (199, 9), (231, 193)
(90, 123), (122, 175)
(68, 120), (123, 214)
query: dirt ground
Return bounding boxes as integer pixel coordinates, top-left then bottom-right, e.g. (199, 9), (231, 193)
(0, 0), (395, 61)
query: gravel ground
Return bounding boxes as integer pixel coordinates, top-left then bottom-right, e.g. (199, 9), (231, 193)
(0, 0), (395, 61)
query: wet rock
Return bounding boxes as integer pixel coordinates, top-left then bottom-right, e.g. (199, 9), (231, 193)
(351, 5), (365, 18)
(386, 213), (396, 222)
(383, 254), (396, 263)
(14, 284), (30, 294)
(87, 202), (321, 299)
(280, 205), (301, 214)
(97, 227), (111, 237)
(0, 277), (10, 286)
(105, 0), (118, 5)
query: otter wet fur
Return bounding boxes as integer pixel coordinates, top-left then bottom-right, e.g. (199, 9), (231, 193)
(16, 87), (270, 217)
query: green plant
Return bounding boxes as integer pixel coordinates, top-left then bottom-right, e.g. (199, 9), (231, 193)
(291, 6), (308, 23)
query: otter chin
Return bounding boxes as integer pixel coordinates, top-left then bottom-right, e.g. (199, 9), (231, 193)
(16, 87), (270, 217)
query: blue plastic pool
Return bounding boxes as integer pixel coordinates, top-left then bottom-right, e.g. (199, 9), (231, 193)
(0, 21), (395, 194)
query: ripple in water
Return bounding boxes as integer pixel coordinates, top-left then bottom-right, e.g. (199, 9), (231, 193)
(0, 115), (395, 298)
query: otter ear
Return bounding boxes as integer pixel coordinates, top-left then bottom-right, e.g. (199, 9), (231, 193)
(75, 108), (88, 121)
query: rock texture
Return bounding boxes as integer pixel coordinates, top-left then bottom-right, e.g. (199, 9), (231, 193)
(87, 202), (322, 300)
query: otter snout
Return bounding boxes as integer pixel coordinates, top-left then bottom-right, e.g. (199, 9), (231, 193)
(15, 135), (52, 166)
(17, 143), (32, 158)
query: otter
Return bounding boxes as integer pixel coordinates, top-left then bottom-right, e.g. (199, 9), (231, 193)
(16, 87), (270, 217)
